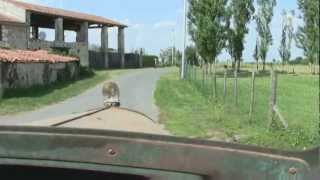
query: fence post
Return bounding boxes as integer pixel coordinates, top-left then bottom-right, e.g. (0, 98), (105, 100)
(188, 61), (191, 80)
(223, 68), (227, 102)
(268, 70), (277, 129)
(213, 63), (217, 100)
(191, 62), (194, 81)
(194, 63), (197, 82)
(249, 71), (256, 122)
(234, 70), (238, 105)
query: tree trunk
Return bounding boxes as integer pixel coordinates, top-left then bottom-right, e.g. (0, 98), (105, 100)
(213, 61), (217, 100)
(310, 63), (314, 74)
(202, 65), (205, 88)
(234, 70), (238, 105)
(262, 60), (266, 71)
(256, 61), (259, 72)
(249, 71), (256, 122)
(232, 58), (236, 71)
(236, 59), (241, 72)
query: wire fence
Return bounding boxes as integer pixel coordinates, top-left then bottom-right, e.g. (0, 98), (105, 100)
(182, 61), (319, 146)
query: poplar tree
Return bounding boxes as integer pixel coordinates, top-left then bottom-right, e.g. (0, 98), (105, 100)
(279, 10), (294, 71)
(227, 0), (255, 72)
(296, 0), (319, 74)
(188, 0), (229, 65)
(255, 0), (277, 71)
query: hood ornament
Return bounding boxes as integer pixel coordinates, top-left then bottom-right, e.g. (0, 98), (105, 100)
(102, 82), (120, 107)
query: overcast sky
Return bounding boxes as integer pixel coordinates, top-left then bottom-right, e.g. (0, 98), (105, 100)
(21, 0), (303, 62)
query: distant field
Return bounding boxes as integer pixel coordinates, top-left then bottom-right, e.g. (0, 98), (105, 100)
(0, 69), (131, 115)
(239, 63), (320, 74)
(155, 67), (319, 150)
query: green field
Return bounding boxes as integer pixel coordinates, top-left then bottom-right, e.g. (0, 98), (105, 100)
(0, 69), (131, 115)
(155, 68), (319, 150)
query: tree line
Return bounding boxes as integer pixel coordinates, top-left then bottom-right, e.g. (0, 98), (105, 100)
(186, 0), (319, 74)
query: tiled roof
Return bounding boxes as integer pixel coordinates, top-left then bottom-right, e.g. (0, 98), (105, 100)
(0, 13), (23, 24)
(0, 49), (79, 63)
(4, 0), (127, 27)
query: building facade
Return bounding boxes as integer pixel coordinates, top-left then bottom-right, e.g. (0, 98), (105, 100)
(0, 0), (127, 68)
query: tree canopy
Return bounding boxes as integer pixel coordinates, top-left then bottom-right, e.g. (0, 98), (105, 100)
(296, 0), (319, 73)
(188, 0), (229, 64)
(279, 10), (294, 67)
(255, 0), (277, 71)
(227, 0), (255, 71)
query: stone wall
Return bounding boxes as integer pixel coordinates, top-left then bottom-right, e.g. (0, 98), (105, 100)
(0, 41), (9, 48)
(27, 40), (77, 50)
(68, 43), (89, 67)
(89, 51), (140, 69)
(0, 61), (79, 89)
(1, 24), (27, 49)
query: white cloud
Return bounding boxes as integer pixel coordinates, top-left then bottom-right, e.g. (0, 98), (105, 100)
(153, 21), (176, 29)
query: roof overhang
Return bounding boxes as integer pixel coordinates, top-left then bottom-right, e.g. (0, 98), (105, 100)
(4, 0), (127, 28)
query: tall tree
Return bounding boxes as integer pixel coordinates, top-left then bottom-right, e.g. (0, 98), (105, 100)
(188, 0), (229, 65)
(279, 10), (295, 71)
(159, 47), (182, 66)
(227, 0), (255, 72)
(185, 45), (199, 66)
(255, 0), (277, 71)
(296, 0), (319, 74)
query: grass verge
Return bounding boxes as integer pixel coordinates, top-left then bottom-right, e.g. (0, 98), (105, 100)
(155, 68), (319, 150)
(0, 69), (131, 115)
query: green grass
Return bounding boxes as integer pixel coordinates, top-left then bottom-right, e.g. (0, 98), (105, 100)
(0, 69), (132, 115)
(155, 68), (319, 150)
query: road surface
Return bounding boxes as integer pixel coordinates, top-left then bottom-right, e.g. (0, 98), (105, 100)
(0, 68), (170, 126)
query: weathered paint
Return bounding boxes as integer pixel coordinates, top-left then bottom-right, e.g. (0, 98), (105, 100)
(0, 62), (79, 89)
(0, 126), (317, 180)
(0, 0), (26, 23)
(101, 25), (109, 68)
(118, 27), (125, 68)
(1, 24), (27, 49)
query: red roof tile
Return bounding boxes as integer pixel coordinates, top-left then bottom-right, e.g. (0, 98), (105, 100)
(0, 49), (79, 63)
(4, 0), (127, 27)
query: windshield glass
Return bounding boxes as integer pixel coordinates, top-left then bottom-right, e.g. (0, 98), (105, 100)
(0, 0), (319, 152)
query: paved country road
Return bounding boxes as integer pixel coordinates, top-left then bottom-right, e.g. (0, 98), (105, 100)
(0, 68), (170, 126)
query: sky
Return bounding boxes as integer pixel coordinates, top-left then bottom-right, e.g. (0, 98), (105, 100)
(21, 0), (303, 62)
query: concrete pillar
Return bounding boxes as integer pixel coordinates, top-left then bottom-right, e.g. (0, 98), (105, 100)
(101, 25), (109, 68)
(32, 26), (39, 39)
(118, 27), (125, 68)
(55, 17), (64, 42)
(26, 11), (31, 40)
(76, 30), (80, 42)
(139, 48), (143, 68)
(77, 22), (88, 43)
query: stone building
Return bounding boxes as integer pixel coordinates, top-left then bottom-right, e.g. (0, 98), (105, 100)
(0, 49), (79, 89)
(0, 0), (127, 68)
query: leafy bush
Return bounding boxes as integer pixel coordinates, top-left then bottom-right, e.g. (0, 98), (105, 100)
(143, 55), (157, 67)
